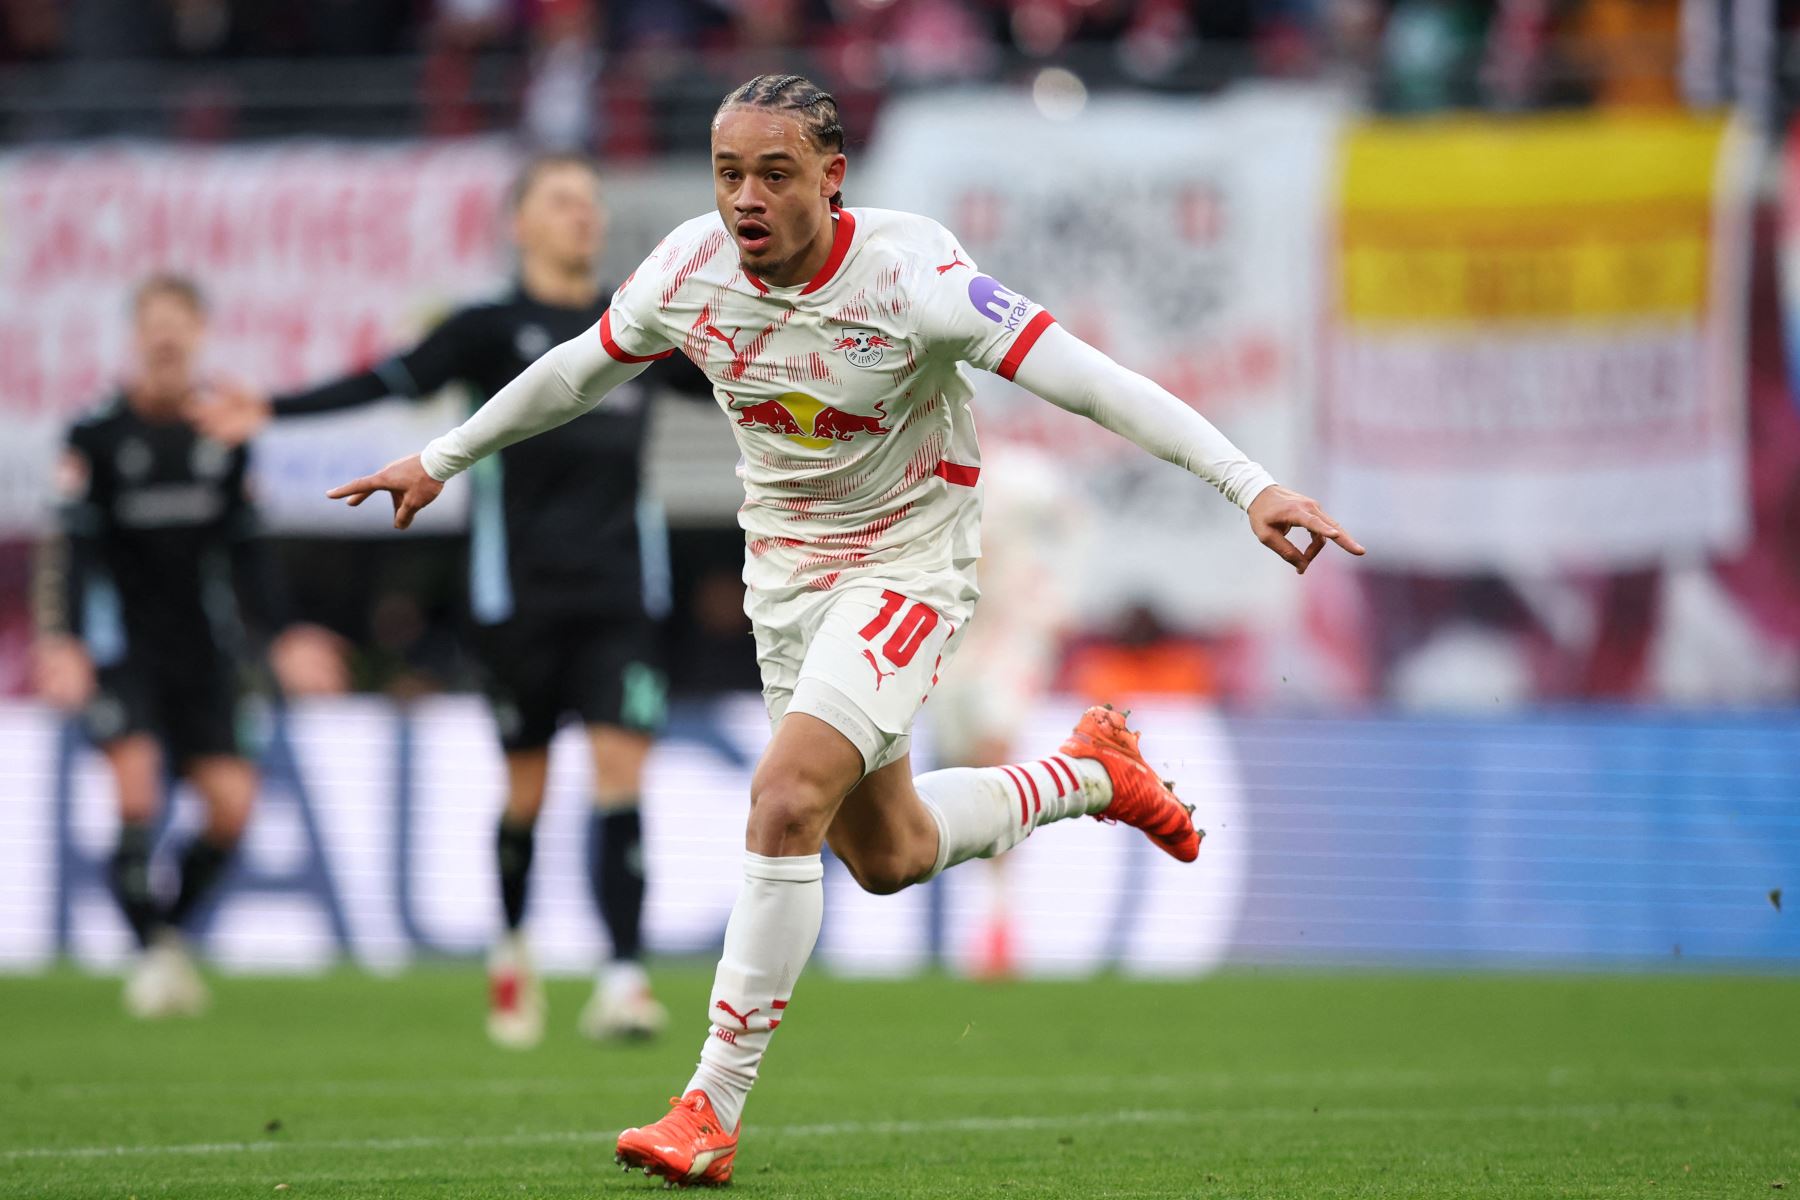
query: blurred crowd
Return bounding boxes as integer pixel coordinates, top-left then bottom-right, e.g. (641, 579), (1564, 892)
(2, 1), (1796, 147)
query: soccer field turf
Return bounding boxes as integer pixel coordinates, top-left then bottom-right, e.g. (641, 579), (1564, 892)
(2, 967), (1795, 1198)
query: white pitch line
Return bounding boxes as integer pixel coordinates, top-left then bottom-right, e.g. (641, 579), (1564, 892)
(29, 1061), (1799, 1102)
(0, 1101), (1739, 1164)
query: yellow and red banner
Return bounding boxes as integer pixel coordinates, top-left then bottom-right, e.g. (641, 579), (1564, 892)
(1320, 113), (1754, 570)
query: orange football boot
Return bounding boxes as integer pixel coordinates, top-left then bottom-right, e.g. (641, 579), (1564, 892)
(1060, 704), (1202, 862)
(614, 1090), (738, 1188)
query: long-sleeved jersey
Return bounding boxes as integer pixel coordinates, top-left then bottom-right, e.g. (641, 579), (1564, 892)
(36, 394), (286, 665)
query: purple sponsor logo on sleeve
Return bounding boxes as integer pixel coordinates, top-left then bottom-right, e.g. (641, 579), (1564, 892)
(967, 274), (1034, 333)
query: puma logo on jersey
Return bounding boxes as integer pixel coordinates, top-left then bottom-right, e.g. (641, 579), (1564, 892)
(936, 253), (971, 275)
(863, 649), (896, 691)
(714, 1000), (759, 1030)
(703, 324), (741, 354)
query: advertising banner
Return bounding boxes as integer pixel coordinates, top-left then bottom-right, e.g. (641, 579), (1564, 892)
(1321, 113), (1756, 571)
(2, 699), (1794, 975)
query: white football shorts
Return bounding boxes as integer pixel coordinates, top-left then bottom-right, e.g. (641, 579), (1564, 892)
(752, 581), (968, 774)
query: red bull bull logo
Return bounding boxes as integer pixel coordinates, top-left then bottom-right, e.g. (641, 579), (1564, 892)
(732, 391), (890, 449)
(733, 399), (803, 436)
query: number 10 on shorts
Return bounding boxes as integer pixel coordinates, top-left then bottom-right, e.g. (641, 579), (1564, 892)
(857, 589), (940, 668)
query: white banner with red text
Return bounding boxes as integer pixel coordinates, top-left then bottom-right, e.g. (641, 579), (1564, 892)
(0, 140), (730, 537)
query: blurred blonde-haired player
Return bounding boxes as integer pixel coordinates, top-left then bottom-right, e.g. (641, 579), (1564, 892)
(925, 442), (1082, 978)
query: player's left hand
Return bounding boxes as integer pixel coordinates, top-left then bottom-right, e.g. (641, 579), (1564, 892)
(270, 623), (351, 696)
(187, 379), (273, 446)
(1247, 485), (1365, 574)
(327, 454), (443, 530)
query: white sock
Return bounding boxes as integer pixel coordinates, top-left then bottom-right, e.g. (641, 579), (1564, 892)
(684, 852), (823, 1130)
(915, 755), (1111, 878)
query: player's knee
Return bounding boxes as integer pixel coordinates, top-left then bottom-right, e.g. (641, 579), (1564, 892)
(747, 766), (838, 849)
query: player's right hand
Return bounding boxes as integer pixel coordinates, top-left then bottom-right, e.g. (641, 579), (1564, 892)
(1247, 484), (1366, 574)
(33, 635), (95, 711)
(186, 379), (272, 446)
(327, 454), (443, 530)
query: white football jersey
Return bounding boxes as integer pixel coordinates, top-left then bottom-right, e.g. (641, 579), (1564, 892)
(602, 207), (1054, 620)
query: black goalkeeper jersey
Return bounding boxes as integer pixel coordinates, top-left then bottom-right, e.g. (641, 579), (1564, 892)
(274, 285), (708, 624)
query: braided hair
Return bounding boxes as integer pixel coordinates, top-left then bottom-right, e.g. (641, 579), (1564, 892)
(716, 74), (846, 208)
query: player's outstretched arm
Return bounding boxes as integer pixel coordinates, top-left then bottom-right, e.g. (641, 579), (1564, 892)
(191, 309), (489, 446)
(326, 324), (651, 528)
(1007, 323), (1365, 573)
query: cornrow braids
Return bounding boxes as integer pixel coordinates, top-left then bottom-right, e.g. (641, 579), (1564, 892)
(717, 73), (846, 208)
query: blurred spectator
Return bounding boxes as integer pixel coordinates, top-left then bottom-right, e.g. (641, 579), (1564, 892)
(1680, 0), (1777, 125)
(0, 0), (62, 61)
(62, 0), (164, 58)
(523, 0), (601, 149)
(1377, 0), (1488, 112)
(1568, 0), (1681, 108)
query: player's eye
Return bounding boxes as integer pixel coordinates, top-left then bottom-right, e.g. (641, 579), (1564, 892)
(766, 172), (785, 184)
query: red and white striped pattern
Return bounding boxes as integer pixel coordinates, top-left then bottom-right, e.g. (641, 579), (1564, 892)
(998, 756), (1085, 828)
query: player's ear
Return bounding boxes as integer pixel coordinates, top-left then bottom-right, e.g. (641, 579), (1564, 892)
(821, 153), (846, 200)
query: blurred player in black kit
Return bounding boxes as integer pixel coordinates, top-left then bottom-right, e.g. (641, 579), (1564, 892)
(196, 153), (708, 1047)
(32, 274), (345, 1019)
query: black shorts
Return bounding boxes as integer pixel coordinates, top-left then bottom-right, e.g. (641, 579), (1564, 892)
(473, 613), (668, 752)
(82, 654), (247, 765)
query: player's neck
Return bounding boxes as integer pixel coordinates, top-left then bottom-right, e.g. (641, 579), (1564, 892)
(756, 209), (838, 289)
(519, 257), (600, 310)
(127, 378), (190, 421)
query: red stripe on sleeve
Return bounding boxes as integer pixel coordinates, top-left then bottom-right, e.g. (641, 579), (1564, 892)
(996, 310), (1056, 381)
(599, 309), (673, 364)
(1048, 757), (1081, 795)
(932, 460), (980, 487)
(1037, 759), (1067, 798)
(1000, 766), (1031, 826)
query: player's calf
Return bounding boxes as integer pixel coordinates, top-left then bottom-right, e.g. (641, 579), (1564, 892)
(825, 768), (944, 894)
(832, 844), (927, 895)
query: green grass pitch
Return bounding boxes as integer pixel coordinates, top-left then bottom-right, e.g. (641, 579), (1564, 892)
(2, 966), (1795, 1198)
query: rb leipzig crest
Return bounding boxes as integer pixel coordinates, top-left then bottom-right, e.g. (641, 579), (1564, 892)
(830, 329), (893, 368)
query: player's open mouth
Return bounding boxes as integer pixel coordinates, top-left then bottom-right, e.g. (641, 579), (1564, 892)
(736, 221), (772, 254)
